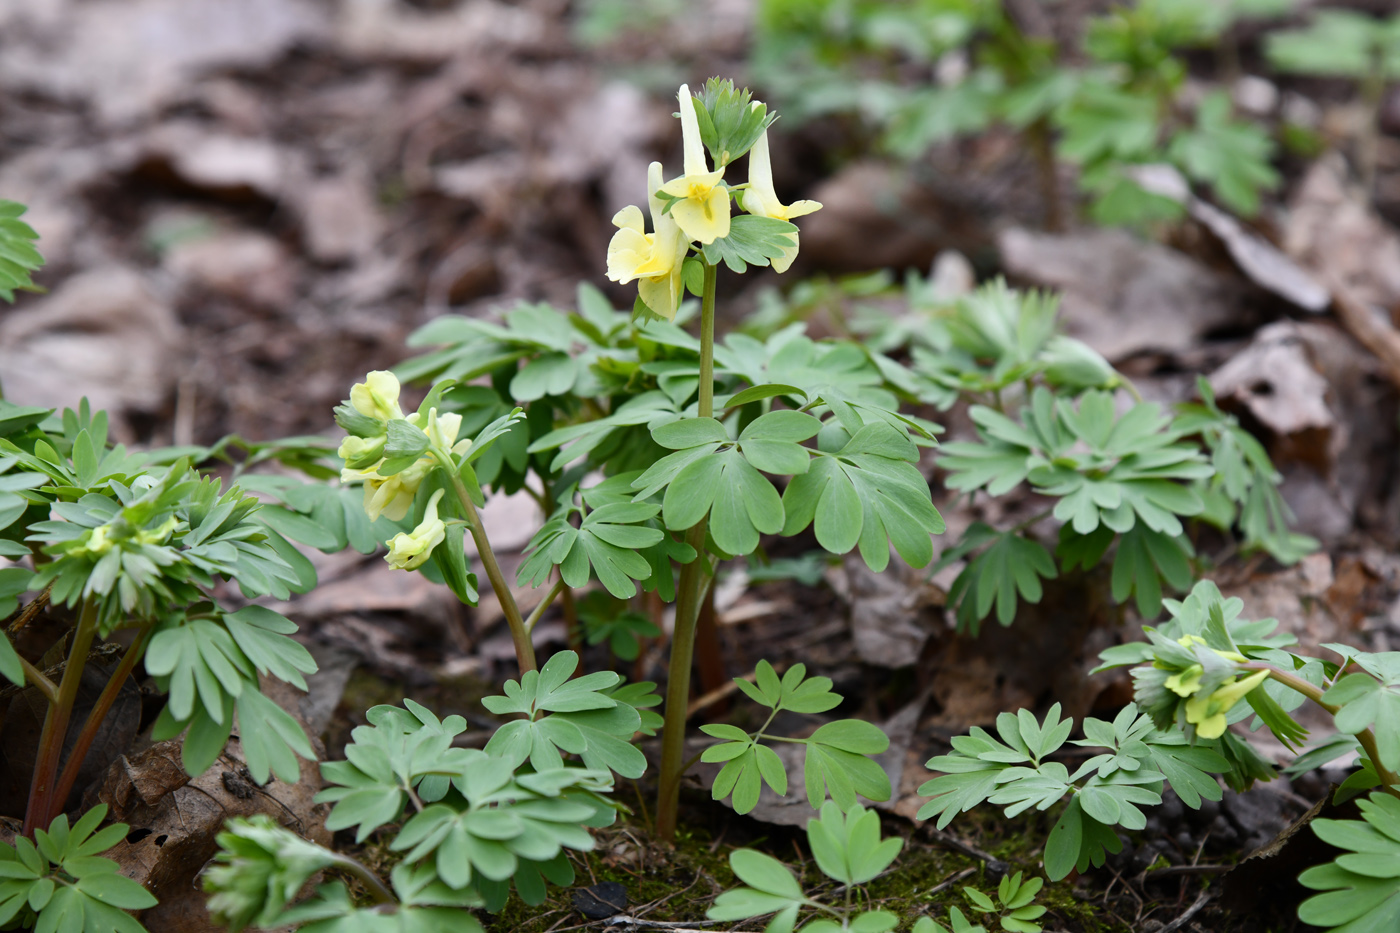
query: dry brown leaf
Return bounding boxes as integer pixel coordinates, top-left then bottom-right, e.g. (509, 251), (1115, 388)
(998, 227), (1246, 361)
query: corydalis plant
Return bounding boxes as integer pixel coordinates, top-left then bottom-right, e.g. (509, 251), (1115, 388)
(342, 79), (944, 846)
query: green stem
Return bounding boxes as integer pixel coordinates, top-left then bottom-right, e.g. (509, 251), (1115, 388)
(656, 260), (718, 842)
(524, 578), (566, 634)
(17, 657), (58, 704)
(329, 854), (397, 906)
(50, 626), (150, 819)
(1244, 663), (1400, 798)
(436, 452), (536, 674)
(23, 599), (99, 835)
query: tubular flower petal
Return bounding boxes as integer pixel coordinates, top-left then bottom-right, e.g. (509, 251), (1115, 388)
(337, 434), (385, 469)
(1175, 633), (1248, 663)
(738, 115), (822, 273)
(606, 163), (688, 320)
(425, 409), (463, 451)
(341, 457), (434, 523)
(1184, 669), (1268, 739)
(658, 84), (730, 245)
(349, 371), (404, 422)
(386, 489), (447, 571)
(1165, 664), (1204, 698)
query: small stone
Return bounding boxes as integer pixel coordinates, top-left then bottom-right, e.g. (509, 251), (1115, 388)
(573, 881), (626, 920)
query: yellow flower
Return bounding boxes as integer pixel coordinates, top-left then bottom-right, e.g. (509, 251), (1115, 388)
(658, 84), (730, 245)
(1165, 664), (1204, 697)
(342, 457), (433, 523)
(1184, 669), (1268, 739)
(606, 163), (688, 320)
(68, 524), (113, 558)
(1175, 632), (1247, 663)
(350, 371), (404, 423)
(134, 516), (181, 546)
(385, 489), (447, 571)
(338, 434), (385, 468)
(423, 408), (471, 457)
(739, 115), (822, 274)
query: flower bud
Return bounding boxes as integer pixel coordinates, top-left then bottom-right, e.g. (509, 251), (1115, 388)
(349, 371), (404, 423)
(385, 489), (447, 571)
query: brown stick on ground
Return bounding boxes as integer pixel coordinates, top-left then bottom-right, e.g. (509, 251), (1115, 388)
(1327, 273), (1400, 390)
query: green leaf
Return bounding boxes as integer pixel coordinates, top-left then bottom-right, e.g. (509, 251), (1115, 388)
(1300, 792), (1400, 932)
(699, 215), (798, 273)
(782, 422), (943, 572)
(0, 200), (43, 302)
(1325, 664), (1400, 774)
(804, 720), (892, 810)
(945, 526), (1057, 634)
(1168, 91), (1278, 216)
(1111, 525), (1194, 618)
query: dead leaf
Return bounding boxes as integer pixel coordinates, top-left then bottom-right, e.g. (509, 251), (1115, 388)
(1129, 163), (1328, 312)
(830, 556), (940, 669)
(1286, 153), (1400, 316)
(0, 266), (183, 436)
(165, 227), (297, 308)
(0, 662), (142, 818)
(1209, 321), (1335, 470)
(295, 169), (384, 263)
(335, 0), (548, 62)
(0, 0), (329, 125)
(998, 226), (1247, 361)
(86, 677), (328, 933)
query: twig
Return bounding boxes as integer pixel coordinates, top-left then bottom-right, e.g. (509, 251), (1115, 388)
(603, 920), (750, 932)
(1144, 865), (1230, 881)
(687, 667), (760, 717)
(1155, 890), (1213, 933)
(923, 826), (1001, 865)
(3, 582), (52, 634)
(924, 865), (977, 897)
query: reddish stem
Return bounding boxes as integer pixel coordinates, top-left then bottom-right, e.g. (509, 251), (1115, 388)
(49, 627), (150, 823)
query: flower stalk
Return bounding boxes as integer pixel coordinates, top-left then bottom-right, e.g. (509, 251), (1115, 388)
(656, 259), (718, 841)
(438, 449), (537, 674)
(24, 598), (99, 835)
(49, 626), (152, 820)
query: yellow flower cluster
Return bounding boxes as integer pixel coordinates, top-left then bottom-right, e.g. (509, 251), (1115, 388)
(606, 85), (823, 319)
(1162, 634), (1264, 739)
(338, 371), (470, 523)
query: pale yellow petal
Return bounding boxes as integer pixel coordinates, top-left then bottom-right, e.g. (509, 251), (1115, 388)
(669, 187), (731, 244)
(638, 270), (680, 321)
(678, 84), (710, 177)
(351, 370), (404, 421)
(783, 199), (822, 219)
(770, 229), (799, 274)
(607, 227), (655, 283)
(659, 171), (726, 201)
(739, 187), (781, 220)
(611, 204), (645, 233)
